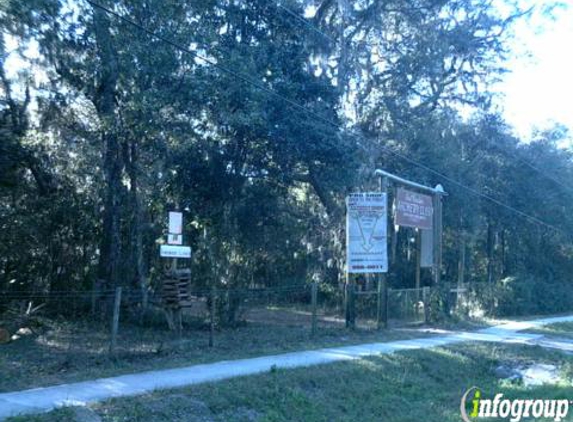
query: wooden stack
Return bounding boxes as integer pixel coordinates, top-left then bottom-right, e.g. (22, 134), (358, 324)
(162, 269), (192, 308)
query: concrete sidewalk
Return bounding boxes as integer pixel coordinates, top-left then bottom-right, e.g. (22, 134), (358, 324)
(1, 314), (573, 420)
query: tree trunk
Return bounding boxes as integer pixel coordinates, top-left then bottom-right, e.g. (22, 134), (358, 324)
(458, 212), (466, 286)
(93, 5), (122, 290)
(458, 230), (466, 286)
(337, 0), (349, 97)
(486, 220), (495, 284)
(308, 166), (340, 219)
(500, 229), (507, 277)
(124, 139), (147, 307)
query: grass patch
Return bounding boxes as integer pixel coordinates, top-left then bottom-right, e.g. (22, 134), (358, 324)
(0, 313), (437, 392)
(8, 342), (573, 422)
(525, 322), (573, 340)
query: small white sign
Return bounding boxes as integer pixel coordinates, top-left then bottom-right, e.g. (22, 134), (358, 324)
(168, 211), (183, 234)
(160, 245), (191, 258)
(167, 234), (183, 245)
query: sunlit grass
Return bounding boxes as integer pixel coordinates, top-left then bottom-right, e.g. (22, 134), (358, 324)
(0, 315), (437, 392)
(10, 342), (573, 422)
(525, 322), (573, 339)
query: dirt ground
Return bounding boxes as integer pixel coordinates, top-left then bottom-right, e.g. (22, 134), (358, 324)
(0, 303), (435, 393)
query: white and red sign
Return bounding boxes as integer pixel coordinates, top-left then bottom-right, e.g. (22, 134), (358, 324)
(395, 188), (433, 230)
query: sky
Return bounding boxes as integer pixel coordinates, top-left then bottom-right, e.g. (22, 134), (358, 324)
(493, 1), (573, 141)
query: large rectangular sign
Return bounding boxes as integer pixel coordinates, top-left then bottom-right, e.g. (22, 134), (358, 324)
(346, 192), (388, 274)
(160, 245), (191, 258)
(395, 188), (433, 230)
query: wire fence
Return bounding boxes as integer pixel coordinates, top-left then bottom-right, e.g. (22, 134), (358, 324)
(2, 281), (571, 350)
(388, 287), (428, 325)
(0, 283), (418, 363)
(1, 281), (572, 392)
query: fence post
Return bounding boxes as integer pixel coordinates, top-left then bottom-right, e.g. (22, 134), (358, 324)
(376, 277), (383, 329)
(109, 286), (122, 354)
(91, 279), (97, 317)
(423, 286), (430, 324)
(311, 281), (318, 337)
(377, 277), (389, 329)
(349, 282), (356, 329)
(209, 286), (215, 347)
(415, 229), (421, 302)
(383, 284), (390, 328)
(382, 279), (389, 329)
(344, 278), (349, 328)
(177, 308), (183, 345)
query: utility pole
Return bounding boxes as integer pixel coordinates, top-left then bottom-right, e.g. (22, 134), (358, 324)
(432, 188), (444, 285)
(378, 176), (389, 329)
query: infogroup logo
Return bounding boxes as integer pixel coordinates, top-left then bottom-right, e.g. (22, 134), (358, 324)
(460, 387), (571, 422)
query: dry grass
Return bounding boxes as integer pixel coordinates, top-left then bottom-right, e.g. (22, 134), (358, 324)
(0, 306), (436, 393)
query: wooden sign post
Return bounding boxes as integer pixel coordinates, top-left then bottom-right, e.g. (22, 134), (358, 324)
(345, 189), (389, 329)
(160, 211), (192, 332)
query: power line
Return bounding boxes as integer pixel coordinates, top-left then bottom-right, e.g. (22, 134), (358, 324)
(276, 4), (335, 43)
(85, 0), (568, 237)
(476, 137), (573, 195)
(285, 1), (570, 195)
(273, 2), (573, 197)
(370, 140), (564, 232)
(514, 152), (573, 194)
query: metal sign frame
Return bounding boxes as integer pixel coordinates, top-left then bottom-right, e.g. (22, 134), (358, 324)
(374, 169), (447, 286)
